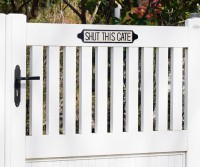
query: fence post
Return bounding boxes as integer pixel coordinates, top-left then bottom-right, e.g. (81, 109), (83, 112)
(185, 15), (200, 167)
(0, 14), (6, 167)
(5, 14), (27, 167)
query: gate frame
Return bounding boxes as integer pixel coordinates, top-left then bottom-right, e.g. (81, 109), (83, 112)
(4, 14), (26, 167)
(1, 14), (200, 167)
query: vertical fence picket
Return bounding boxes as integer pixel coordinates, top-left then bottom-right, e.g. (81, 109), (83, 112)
(141, 48), (154, 132)
(126, 47), (138, 132)
(79, 47), (92, 134)
(170, 48), (182, 131)
(46, 47), (60, 135)
(110, 47), (124, 133)
(63, 47), (76, 134)
(30, 46), (43, 136)
(0, 14), (5, 167)
(95, 47), (108, 133)
(156, 48), (168, 131)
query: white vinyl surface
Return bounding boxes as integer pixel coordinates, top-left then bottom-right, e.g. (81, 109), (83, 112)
(26, 153), (185, 167)
(26, 24), (188, 162)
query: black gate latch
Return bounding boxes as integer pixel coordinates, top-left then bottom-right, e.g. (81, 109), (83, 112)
(14, 65), (40, 107)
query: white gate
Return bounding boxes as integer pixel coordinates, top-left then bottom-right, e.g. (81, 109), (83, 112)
(1, 14), (200, 167)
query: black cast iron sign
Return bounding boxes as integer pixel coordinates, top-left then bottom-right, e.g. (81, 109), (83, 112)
(77, 29), (138, 43)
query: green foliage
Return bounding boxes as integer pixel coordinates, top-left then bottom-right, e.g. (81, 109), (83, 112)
(85, 0), (118, 24)
(0, 0), (200, 25)
(85, 0), (98, 13)
(119, 0), (200, 26)
(159, 0), (200, 25)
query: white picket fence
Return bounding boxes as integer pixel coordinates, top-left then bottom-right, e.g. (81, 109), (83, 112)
(1, 14), (200, 167)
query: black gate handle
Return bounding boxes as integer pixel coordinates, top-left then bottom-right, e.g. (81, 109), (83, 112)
(14, 65), (40, 107)
(16, 76), (40, 81)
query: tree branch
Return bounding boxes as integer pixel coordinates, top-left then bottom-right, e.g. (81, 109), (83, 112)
(11, 0), (17, 12)
(90, 1), (101, 24)
(31, 0), (39, 18)
(18, 0), (32, 13)
(106, 0), (115, 24)
(63, 0), (82, 18)
(81, 0), (87, 24)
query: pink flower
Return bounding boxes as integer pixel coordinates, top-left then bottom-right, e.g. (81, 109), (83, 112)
(146, 14), (152, 19)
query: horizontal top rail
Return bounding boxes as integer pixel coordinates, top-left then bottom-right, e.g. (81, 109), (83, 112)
(27, 23), (188, 47)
